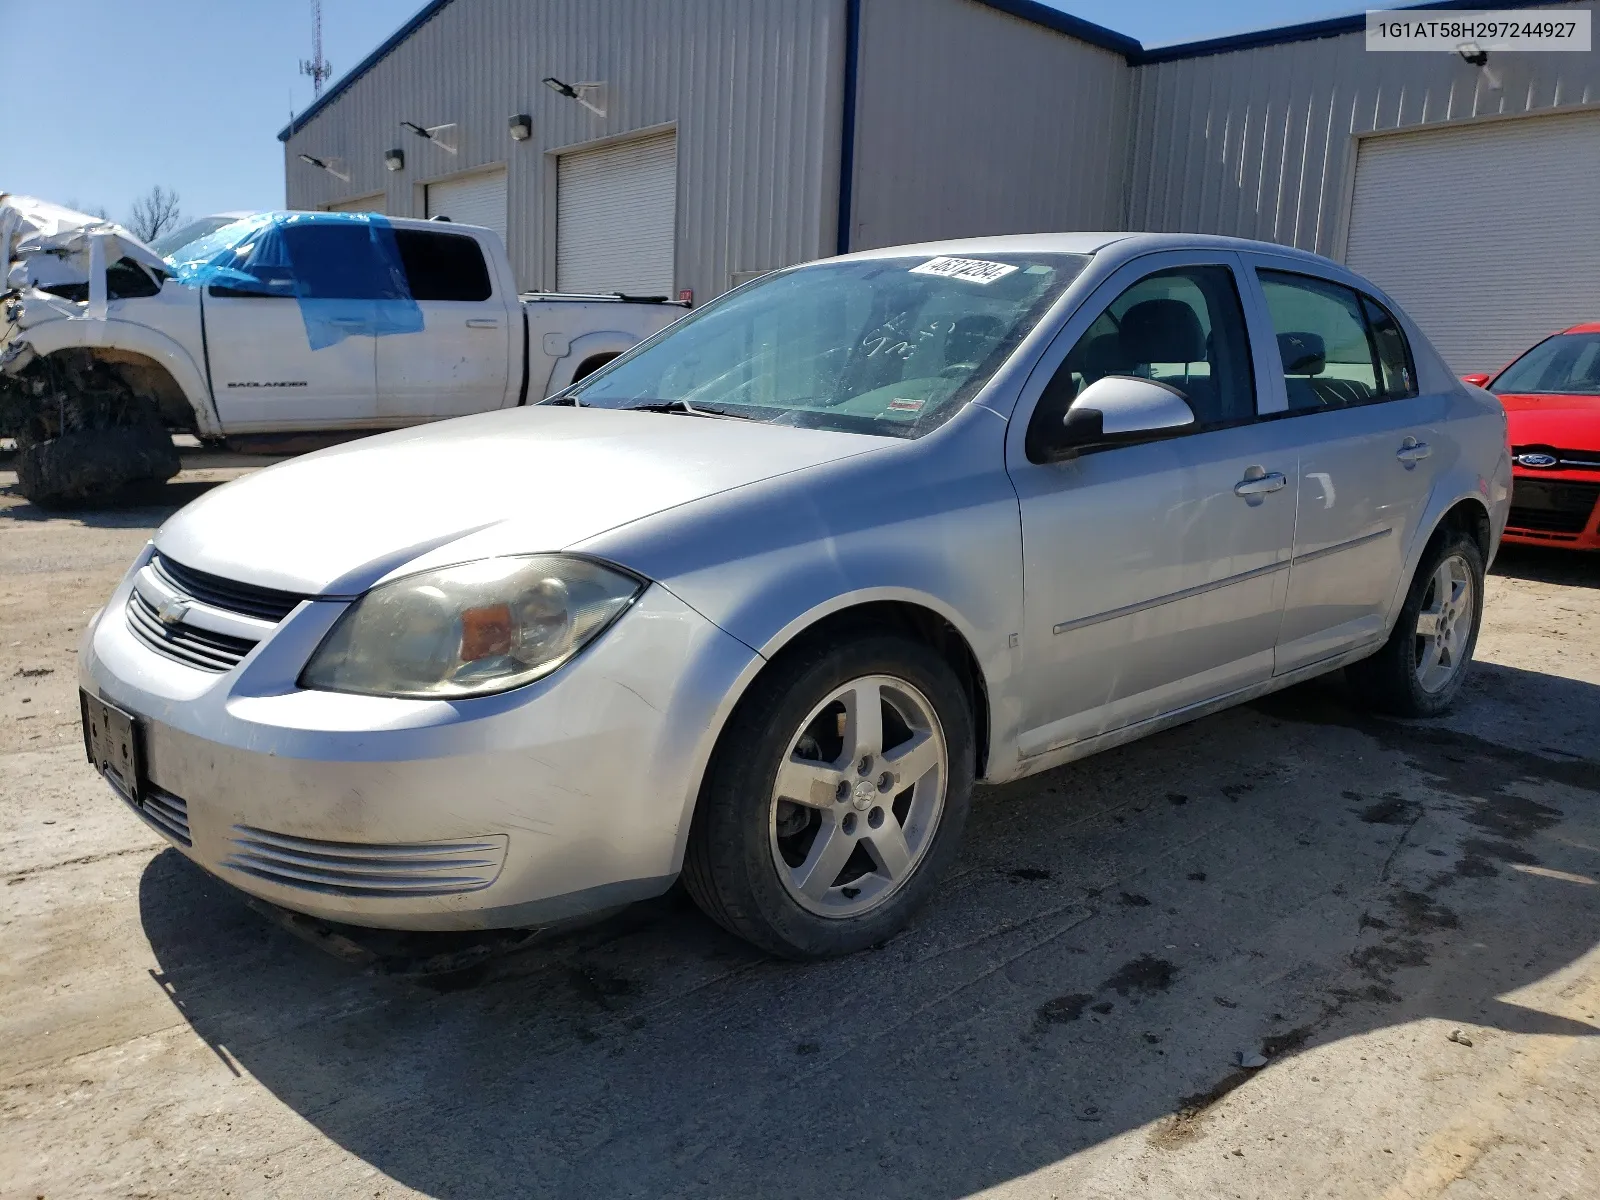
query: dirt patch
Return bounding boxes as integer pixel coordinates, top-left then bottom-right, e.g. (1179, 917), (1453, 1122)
(1150, 1069), (1256, 1149)
(1261, 1024), (1317, 1057)
(1102, 954), (1177, 997)
(1351, 938), (1430, 982)
(567, 963), (637, 1009)
(1119, 892), (1152, 907)
(1466, 794), (1563, 840)
(1354, 794), (1420, 825)
(1035, 993), (1093, 1026)
(1391, 889), (1460, 932)
(1007, 867), (1052, 882)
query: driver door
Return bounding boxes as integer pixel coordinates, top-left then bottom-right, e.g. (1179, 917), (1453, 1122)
(202, 222), (379, 431)
(1006, 250), (1301, 760)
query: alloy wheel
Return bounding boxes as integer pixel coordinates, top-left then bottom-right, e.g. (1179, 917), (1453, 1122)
(768, 674), (947, 918)
(1414, 552), (1475, 693)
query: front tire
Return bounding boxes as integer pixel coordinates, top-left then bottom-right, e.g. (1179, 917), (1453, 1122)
(1347, 529), (1485, 716)
(683, 633), (975, 959)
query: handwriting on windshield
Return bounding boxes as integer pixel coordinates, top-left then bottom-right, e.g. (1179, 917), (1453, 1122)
(862, 319), (956, 359)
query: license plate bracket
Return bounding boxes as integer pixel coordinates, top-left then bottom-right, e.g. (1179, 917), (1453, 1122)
(80, 690), (145, 804)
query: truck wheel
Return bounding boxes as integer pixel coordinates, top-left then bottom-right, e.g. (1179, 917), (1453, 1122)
(682, 632), (975, 959)
(1346, 529), (1485, 717)
(16, 422), (180, 509)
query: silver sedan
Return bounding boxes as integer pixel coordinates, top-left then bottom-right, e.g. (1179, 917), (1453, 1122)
(79, 233), (1512, 958)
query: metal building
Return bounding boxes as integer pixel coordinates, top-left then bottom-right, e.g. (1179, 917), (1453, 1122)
(282, 0), (1600, 372)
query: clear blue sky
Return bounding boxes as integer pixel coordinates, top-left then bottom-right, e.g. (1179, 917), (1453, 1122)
(3, 0), (1356, 229)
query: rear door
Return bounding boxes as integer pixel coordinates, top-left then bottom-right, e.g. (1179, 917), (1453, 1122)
(202, 222), (379, 430)
(375, 228), (514, 421)
(1008, 250), (1301, 758)
(1239, 257), (1448, 673)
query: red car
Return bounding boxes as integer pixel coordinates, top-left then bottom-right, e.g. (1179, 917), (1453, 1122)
(1464, 322), (1600, 550)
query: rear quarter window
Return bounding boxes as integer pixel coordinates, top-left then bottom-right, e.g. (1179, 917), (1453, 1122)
(393, 230), (493, 301)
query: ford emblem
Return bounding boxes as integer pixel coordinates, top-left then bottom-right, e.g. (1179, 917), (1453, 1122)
(1516, 452), (1559, 468)
(157, 597), (191, 626)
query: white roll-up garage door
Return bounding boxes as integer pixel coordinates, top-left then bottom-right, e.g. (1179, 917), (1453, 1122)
(425, 168), (508, 247)
(1345, 110), (1600, 375)
(557, 131), (677, 295)
(326, 192), (385, 214)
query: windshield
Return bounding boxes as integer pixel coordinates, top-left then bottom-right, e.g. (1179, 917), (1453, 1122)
(1493, 332), (1600, 396)
(561, 252), (1090, 437)
(153, 215), (255, 262)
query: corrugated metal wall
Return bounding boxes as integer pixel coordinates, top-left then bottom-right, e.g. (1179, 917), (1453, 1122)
(283, 0), (845, 299)
(1126, 0), (1600, 258)
(849, 0), (1134, 250)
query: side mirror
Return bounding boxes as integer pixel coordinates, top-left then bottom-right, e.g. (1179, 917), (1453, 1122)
(1049, 375), (1195, 459)
(1460, 372), (1491, 388)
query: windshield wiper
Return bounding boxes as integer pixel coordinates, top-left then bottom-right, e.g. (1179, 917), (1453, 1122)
(624, 399), (754, 420)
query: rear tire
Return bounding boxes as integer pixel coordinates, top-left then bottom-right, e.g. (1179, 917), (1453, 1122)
(1346, 528), (1484, 717)
(682, 633), (975, 959)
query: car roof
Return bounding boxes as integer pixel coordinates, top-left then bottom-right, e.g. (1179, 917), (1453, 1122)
(833, 231), (1345, 271)
(1561, 321), (1600, 335)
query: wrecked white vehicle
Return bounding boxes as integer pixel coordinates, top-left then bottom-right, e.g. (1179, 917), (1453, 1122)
(0, 196), (686, 506)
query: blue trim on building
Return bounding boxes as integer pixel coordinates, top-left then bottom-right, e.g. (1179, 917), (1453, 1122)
(1133, 0), (1558, 64)
(278, 0), (1566, 143)
(836, 0), (863, 256)
(279, 0), (456, 142)
(974, 0), (1141, 56)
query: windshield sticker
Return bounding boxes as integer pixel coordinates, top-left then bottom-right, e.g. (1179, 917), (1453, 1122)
(887, 398), (925, 412)
(910, 256), (1019, 285)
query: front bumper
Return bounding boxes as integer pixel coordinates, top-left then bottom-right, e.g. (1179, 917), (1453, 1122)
(80, 548), (760, 930)
(1503, 470), (1600, 550)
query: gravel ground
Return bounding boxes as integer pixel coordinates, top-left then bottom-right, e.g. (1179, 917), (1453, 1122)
(2, 460), (1597, 1199)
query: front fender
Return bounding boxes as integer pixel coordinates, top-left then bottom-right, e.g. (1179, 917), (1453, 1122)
(578, 405), (1031, 783)
(16, 314), (218, 437)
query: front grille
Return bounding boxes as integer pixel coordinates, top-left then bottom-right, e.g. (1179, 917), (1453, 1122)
(114, 783), (192, 847)
(1508, 479), (1600, 535)
(141, 787), (192, 846)
(151, 553), (308, 622)
(222, 825), (509, 898)
(126, 589), (258, 672)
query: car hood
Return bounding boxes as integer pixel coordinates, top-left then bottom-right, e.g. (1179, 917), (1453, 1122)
(1500, 392), (1600, 450)
(155, 406), (885, 595)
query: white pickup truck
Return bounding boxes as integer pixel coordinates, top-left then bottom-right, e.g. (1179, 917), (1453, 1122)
(0, 196), (685, 505)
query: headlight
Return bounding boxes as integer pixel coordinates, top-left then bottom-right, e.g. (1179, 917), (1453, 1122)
(301, 555), (645, 699)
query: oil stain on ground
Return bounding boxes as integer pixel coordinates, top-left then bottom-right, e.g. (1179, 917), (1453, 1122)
(1103, 954), (1177, 997)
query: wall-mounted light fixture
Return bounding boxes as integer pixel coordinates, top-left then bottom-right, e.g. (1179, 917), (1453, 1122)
(508, 113), (533, 141)
(541, 76), (606, 117)
(384, 148), (405, 171)
(399, 120), (459, 154)
(298, 152), (351, 182)
(1456, 43), (1502, 90)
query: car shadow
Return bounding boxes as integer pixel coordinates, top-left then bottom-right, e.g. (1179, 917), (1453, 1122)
(138, 668), (1600, 1197)
(0, 479), (230, 526)
(1492, 543), (1600, 589)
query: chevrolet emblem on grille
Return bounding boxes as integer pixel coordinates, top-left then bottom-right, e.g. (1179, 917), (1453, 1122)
(156, 597), (191, 626)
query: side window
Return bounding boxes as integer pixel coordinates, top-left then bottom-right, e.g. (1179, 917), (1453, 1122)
(280, 224), (397, 300)
(394, 230), (493, 301)
(1027, 265), (1255, 459)
(1360, 294), (1417, 398)
(1258, 271), (1381, 411)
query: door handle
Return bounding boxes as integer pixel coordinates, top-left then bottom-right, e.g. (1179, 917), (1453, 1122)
(1396, 438), (1432, 464)
(465, 318), (500, 329)
(1234, 471), (1287, 497)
